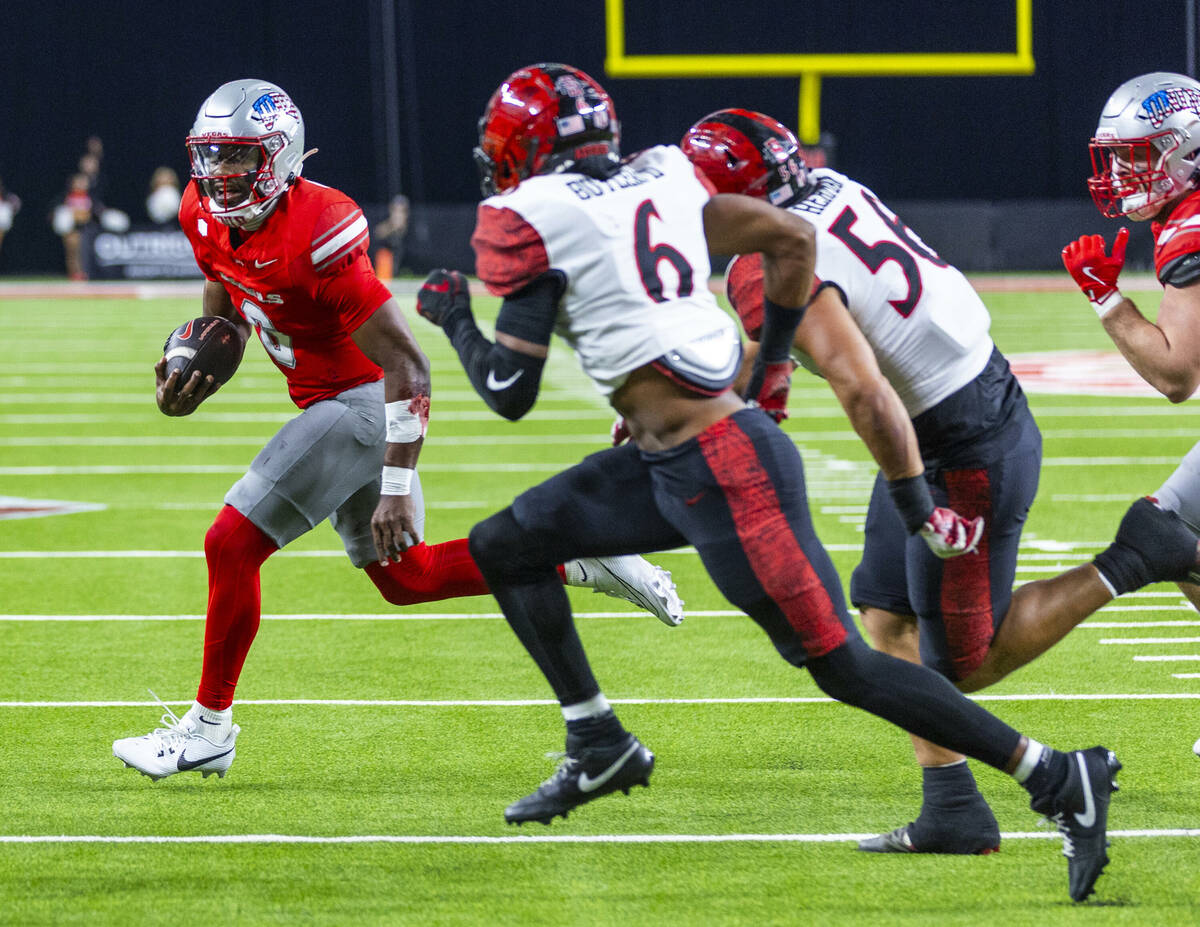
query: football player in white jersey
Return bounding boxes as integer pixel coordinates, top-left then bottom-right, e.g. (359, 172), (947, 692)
(683, 107), (1200, 859)
(415, 63), (1140, 903)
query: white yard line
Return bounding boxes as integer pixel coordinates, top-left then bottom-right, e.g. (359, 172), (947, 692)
(1, 829), (1195, 845)
(4, 693), (1199, 709)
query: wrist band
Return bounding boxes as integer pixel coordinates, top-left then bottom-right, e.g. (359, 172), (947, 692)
(385, 397), (429, 443)
(1093, 289), (1124, 318)
(886, 474), (935, 535)
(380, 465), (414, 496)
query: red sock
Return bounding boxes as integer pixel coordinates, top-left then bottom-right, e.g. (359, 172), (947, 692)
(196, 505), (278, 710)
(365, 538), (498, 605)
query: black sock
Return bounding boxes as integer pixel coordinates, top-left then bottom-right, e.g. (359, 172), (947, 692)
(1022, 748), (1070, 809)
(919, 762), (984, 811)
(566, 711), (625, 750)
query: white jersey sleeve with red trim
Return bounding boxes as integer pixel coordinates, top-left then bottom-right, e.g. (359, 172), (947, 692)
(792, 169), (994, 416)
(472, 145), (735, 396)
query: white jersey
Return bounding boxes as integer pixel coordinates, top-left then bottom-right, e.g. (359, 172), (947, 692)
(471, 145), (739, 397)
(727, 169), (994, 417)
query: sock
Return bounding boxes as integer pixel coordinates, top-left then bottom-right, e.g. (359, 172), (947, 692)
(365, 539), (490, 605)
(1092, 544), (1149, 597)
(1014, 740), (1069, 808)
(186, 701), (233, 741)
(565, 700), (625, 750)
(906, 761), (999, 851)
(196, 506), (278, 711)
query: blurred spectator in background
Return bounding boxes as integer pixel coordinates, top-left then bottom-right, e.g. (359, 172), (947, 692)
(53, 172), (96, 280)
(79, 136), (108, 203)
(0, 176), (20, 257)
(372, 193), (410, 278)
(146, 166), (182, 226)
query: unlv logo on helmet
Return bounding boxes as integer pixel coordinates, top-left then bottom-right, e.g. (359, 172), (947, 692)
(250, 92), (298, 131)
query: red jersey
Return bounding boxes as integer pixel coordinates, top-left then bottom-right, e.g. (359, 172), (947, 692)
(180, 178), (392, 408)
(1152, 188), (1200, 283)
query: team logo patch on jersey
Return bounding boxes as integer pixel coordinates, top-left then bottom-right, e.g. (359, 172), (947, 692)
(1140, 86), (1200, 128)
(0, 496), (106, 521)
(250, 91), (298, 131)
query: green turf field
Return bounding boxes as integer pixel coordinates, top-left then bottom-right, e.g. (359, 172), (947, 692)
(1, 281), (1198, 925)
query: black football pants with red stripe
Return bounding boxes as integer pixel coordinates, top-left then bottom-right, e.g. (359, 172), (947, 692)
(469, 407), (1022, 771)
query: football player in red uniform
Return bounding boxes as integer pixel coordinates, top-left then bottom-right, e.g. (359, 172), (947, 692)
(681, 108), (1200, 860)
(1062, 70), (1200, 762)
(417, 62), (1131, 901)
(112, 79), (684, 784)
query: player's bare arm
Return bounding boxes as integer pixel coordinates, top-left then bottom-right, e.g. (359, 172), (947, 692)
(794, 286), (923, 480)
(1102, 282), (1200, 402)
(702, 193), (814, 306)
(351, 297), (431, 563)
(155, 280), (247, 416)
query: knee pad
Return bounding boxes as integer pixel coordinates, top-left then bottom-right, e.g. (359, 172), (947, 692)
(468, 507), (557, 585)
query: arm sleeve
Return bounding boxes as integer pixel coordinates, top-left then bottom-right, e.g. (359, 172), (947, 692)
(444, 272), (562, 421)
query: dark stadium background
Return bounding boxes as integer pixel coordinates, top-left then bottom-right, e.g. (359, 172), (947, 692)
(0, 0), (1192, 273)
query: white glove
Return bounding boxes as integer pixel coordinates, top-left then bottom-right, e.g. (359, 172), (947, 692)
(920, 507), (984, 559)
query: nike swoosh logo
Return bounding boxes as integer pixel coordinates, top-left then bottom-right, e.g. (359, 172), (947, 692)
(1073, 752), (1097, 828)
(578, 741), (639, 793)
(486, 368), (524, 391)
(254, 258), (279, 268)
(1079, 265), (1109, 287)
(177, 746), (234, 771)
(197, 716), (220, 725)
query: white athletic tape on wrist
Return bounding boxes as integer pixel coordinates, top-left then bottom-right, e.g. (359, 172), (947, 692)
(385, 400), (427, 443)
(1093, 288), (1124, 318)
(380, 465), (414, 496)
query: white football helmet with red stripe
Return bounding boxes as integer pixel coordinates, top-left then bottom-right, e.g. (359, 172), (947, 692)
(187, 79), (306, 229)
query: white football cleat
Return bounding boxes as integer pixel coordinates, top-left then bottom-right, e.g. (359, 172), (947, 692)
(566, 555), (684, 627)
(1193, 736), (1200, 758)
(113, 699), (239, 782)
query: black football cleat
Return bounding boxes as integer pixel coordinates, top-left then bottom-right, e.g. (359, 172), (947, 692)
(858, 802), (1000, 855)
(1030, 746), (1122, 902)
(504, 733), (654, 826)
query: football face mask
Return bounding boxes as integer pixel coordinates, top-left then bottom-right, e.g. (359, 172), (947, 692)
(1088, 134), (1176, 219)
(187, 137), (282, 222)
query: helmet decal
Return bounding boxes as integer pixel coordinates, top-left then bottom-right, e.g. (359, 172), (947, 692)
(249, 91), (299, 131)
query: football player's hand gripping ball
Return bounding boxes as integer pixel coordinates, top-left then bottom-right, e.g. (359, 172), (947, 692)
(920, 507), (985, 559)
(1062, 227), (1129, 317)
(416, 268), (471, 328)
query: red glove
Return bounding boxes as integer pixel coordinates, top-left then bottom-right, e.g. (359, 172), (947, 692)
(611, 416), (631, 446)
(750, 360), (796, 424)
(919, 507), (984, 559)
(1061, 227), (1129, 317)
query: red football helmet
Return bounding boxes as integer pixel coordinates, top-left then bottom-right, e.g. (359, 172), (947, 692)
(474, 63), (620, 196)
(681, 109), (809, 206)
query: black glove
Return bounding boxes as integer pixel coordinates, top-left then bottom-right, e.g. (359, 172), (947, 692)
(416, 268), (472, 329)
